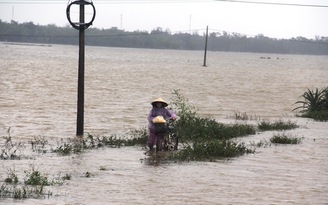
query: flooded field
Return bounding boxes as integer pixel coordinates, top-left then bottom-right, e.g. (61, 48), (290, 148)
(0, 42), (327, 204)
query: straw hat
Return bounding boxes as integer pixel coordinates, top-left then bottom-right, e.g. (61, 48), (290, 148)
(151, 97), (168, 107)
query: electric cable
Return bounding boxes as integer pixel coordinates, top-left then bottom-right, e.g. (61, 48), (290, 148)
(0, 0), (327, 8)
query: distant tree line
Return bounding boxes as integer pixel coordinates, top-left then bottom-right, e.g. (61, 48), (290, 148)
(0, 20), (327, 55)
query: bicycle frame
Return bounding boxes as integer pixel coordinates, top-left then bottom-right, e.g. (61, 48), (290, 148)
(155, 121), (178, 152)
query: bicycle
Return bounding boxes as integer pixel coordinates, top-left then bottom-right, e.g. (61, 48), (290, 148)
(154, 120), (178, 153)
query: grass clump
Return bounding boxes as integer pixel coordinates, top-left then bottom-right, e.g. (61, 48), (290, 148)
(229, 111), (261, 121)
(166, 140), (254, 162)
(1, 166), (53, 199)
(61, 174), (72, 180)
(4, 168), (19, 184)
(249, 140), (271, 148)
(258, 120), (298, 131)
(0, 165), (72, 199)
(52, 141), (83, 156)
(24, 169), (50, 186)
(299, 110), (328, 122)
(0, 128), (24, 160)
(170, 90), (256, 143)
(270, 133), (302, 144)
(293, 87), (328, 121)
(0, 184), (52, 199)
(164, 90), (256, 161)
(29, 136), (48, 153)
(83, 172), (93, 178)
(99, 166), (107, 171)
(178, 116), (256, 142)
(53, 130), (148, 156)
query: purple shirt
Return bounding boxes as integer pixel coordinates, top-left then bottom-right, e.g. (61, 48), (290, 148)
(147, 108), (176, 129)
(147, 108), (177, 148)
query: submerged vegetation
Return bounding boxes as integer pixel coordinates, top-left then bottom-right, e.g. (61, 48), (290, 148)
(0, 90), (306, 199)
(293, 87), (328, 121)
(166, 141), (253, 162)
(258, 120), (298, 131)
(270, 133), (302, 144)
(250, 133), (302, 148)
(0, 90), (301, 163)
(53, 131), (148, 156)
(0, 164), (70, 199)
(229, 111), (261, 121)
(0, 128), (24, 160)
(164, 90), (257, 161)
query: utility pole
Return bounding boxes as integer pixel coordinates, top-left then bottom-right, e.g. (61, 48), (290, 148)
(76, 3), (85, 136)
(120, 14), (123, 30)
(11, 6), (14, 21)
(189, 15), (192, 34)
(66, 0), (96, 136)
(203, 26), (209, 67)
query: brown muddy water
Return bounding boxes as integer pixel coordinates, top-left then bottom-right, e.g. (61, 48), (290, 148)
(0, 42), (327, 204)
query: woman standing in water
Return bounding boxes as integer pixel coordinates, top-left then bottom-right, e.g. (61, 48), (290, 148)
(147, 97), (176, 150)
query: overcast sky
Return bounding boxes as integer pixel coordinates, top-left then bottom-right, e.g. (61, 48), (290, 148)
(0, 0), (327, 39)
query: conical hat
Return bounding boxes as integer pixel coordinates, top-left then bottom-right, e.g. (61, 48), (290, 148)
(151, 97), (168, 107)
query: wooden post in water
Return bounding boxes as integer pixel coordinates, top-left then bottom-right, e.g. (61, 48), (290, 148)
(203, 26), (209, 67)
(76, 3), (85, 136)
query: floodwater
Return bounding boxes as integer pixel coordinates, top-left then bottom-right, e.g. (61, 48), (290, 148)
(0, 42), (327, 204)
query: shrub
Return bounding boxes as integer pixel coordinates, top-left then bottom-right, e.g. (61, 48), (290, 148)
(258, 120), (298, 131)
(293, 87), (328, 121)
(166, 140), (255, 161)
(170, 90), (256, 143)
(165, 90), (256, 161)
(270, 133), (301, 144)
(24, 169), (50, 186)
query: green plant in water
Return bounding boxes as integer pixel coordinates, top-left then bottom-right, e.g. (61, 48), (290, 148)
(29, 136), (48, 153)
(1, 166), (53, 199)
(166, 140), (255, 162)
(53, 131), (148, 156)
(53, 137), (86, 155)
(170, 89), (198, 119)
(99, 166), (107, 171)
(0, 183), (52, 199)
(258, 120), (298, 131)
(158, 90), (257, 161)
(293, 87), (328, 121)
(270, 133), (302, 144)
(52, 142), (74, 155)
(190, 116), (256, 142)
(0, 128), (24, 160)
(4, 168), (18, 184)
(170, 90), (256, 144)
(300, 110), (328, 122)
(83, 172), (93, 178)
(61, 173), (72, 180)
(24, 165), (50, 186)
(229, 111), (261, 121)
(293, 87), (327, 112)
(249, 140), (271, 148)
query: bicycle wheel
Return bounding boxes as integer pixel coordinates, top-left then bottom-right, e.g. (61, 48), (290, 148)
(172, 133), (178, 150)
(156, 135), (163, 152)
(163, 135), (168, 151)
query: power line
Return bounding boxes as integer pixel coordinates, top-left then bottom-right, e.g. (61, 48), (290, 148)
(0, 0), (213, 4)
(214, 0), (328, 8)
(0, 0), (327, 7)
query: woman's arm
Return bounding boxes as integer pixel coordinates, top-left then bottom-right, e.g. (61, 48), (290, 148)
(169, 109), (177, 120)
(147, 110), (154, 123)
